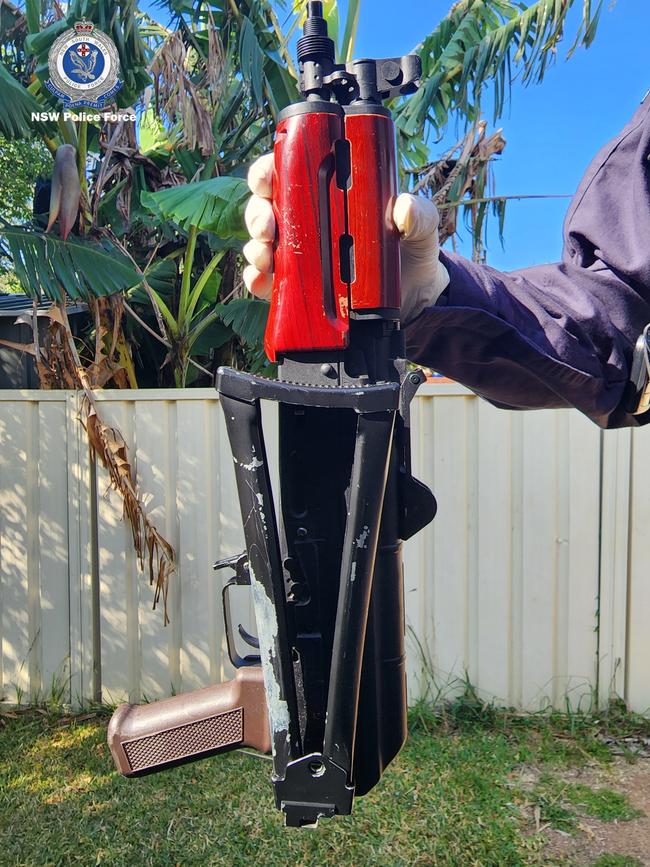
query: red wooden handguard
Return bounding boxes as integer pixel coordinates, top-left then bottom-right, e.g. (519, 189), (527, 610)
(345, 111), (401, 312)
(265, 107), (349, 361)
(265, 99), (403, 362)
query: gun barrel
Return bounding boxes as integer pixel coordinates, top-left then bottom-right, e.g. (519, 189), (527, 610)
(108, 667), (270, 776)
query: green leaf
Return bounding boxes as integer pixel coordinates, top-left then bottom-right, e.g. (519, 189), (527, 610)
(141, 177), (250, 238)
(145, 258), (177, 295)
(24, 0), (40, 35)
(212, 80), (246, 151)
(340, 0), (361, 62)
(126, 256), (177, 306)
(396, 0), (603, 143)
(139, 108), (171, 157)
(259, 60), (297, 116)
(198, 269), (221, 307)
(189, 319), (232, 356)
(215, 298), (269, 348)
(2, 225), (142, 302)
(24, 17), (67, 58)
(0, 62), (47, 139)
(173, 147), (202, 182)
(240, 15), (265, 109)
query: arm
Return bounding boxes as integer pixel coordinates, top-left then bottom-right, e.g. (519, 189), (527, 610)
(405, 251), (643, 428)
(244, 95), (650, 429)
(406, 96), (650, 430)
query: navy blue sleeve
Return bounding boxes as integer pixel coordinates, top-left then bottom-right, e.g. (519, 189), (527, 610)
(404, 96), (650, 429)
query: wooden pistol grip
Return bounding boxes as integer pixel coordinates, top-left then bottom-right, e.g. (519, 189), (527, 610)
(107, 667), (270, 777)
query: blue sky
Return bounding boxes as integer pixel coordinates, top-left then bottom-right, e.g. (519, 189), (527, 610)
(350, 0), (646, 271)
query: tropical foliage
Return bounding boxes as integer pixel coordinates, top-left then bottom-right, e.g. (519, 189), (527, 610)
(0, 0), (604, 615)
(0, 0), (605, 379)
(0, 136), (51, 223)
(396, 0), (602, 256)
(0, 135), (51, 290)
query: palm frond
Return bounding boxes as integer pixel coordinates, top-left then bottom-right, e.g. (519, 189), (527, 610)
(340, 0), (361, 63)
(242, 1), (299, 115)
(2, 225), (143, 302)
(24, 0), (40, 35)
(407, 123), (507, 259)
(396, 0), (603, 140)
(240, 14), (266, 109)
(0, 61), (45, 139)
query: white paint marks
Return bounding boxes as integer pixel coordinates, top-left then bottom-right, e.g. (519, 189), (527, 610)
(233, 445), (264, 471)
(256, 492), (267, 532)
(356, 525), (370, 549)
(249, 570), (290, 752)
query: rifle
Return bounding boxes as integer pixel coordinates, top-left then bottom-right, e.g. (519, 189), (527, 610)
(108, 1), (436, 827)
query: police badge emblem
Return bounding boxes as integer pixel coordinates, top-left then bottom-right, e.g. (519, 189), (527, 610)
(45, 19), (123, 110)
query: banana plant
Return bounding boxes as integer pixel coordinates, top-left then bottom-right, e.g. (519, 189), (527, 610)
(138, 176), (250, 386)
(389, 0), (603, 256)
(46, 145), (81, 240)
(395, 0), (603, 163)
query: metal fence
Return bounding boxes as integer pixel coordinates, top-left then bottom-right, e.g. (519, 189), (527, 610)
(0, 385), (647, 712)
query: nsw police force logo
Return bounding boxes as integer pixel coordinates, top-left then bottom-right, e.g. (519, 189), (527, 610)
(45, 19), (123, 109)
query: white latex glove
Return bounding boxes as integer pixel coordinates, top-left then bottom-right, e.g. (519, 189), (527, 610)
(243, 153), (450, 323)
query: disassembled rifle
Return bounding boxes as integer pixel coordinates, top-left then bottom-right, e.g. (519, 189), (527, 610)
(109, 1), (437, 827)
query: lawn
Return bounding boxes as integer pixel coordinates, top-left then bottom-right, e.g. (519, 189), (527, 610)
(1, 695), (649, 866)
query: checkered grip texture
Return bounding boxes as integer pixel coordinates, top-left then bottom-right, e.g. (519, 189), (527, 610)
(122, 708), (244, 772)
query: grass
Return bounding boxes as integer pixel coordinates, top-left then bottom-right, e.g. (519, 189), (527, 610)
(1, 693), (649, 866)
(557, 781), (641, 822)
(591, 858), (644, 867)
(523, 774), (642, 833)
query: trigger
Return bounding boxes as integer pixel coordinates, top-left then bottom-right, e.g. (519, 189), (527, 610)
(238, 625), (260, 650)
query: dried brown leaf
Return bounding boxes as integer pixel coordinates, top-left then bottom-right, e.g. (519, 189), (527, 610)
(82, 402), (175, 624)
(409, 124), (507, 245)
(0, 338), (37, 355)
(150, 31), (215, 156)
(5, 301), (177, 623)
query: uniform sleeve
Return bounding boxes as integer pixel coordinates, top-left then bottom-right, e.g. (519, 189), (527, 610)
(404, 96), (650, 430)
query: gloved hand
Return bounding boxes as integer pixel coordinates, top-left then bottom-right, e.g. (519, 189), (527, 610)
(243, 153), (450, 324)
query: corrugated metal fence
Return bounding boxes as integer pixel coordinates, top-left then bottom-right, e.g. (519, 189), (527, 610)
(0, 386), (648, 713)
